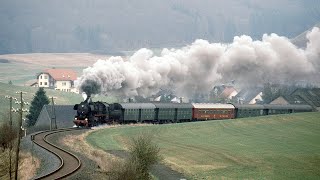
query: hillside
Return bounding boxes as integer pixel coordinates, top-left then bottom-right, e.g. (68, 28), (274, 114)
(1, 0), (320, 54)
(87, 112), (320, 179)
(291, 23), (320, 48)
(0, 53), (112, 85)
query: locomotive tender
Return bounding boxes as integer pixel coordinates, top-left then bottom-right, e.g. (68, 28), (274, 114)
(73, 98), (313, 127)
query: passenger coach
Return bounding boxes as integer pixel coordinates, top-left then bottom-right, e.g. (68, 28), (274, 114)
(153, 103), (193, 123)
(112, 103), (156, 123)
(192, 103), (235, 120)
(233, 104), (266, 118)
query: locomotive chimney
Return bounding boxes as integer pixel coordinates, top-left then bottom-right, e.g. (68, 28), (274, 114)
(85, 95), (91, 103)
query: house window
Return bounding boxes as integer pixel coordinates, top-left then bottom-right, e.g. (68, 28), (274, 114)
(40, 82), (42, 85)
(40, 75), (42, 79)
(44, 82), (47, 85)
(62, 82), (66, 86)
(44, 75), (48, 79)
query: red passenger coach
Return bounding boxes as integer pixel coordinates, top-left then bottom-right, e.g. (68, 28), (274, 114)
(192, 103), (235, 120)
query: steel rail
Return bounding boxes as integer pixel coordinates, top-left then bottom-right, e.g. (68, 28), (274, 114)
(32, 128), (82, 179)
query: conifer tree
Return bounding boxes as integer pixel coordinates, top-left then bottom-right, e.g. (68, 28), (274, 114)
(26, 88), (50, 126)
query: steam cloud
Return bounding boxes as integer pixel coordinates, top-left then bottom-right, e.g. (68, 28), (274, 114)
(77, 27), (320, 98)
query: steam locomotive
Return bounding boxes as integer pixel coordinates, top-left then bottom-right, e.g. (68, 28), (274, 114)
(73, 97), (313, 127)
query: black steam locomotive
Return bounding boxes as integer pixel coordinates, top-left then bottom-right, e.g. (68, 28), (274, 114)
(73, 97), (313, 127)
(74, 97), (109, 127)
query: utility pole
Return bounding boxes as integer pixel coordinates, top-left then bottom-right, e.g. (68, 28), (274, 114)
(4, 96), (17, 180)
(9, 97), (13, 126)
(5, 96), (18, 126)
(14, 91), (28, 180)
(50, 97), (57, 130)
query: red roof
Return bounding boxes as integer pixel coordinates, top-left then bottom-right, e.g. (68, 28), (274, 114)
(220, 87), (237, 98)
(44, 69), (77, 81)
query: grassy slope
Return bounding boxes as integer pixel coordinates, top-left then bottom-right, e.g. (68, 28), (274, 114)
(0, 53), (106, 85)
(0, 82), (116, 124)
(87, 112), (320, 179)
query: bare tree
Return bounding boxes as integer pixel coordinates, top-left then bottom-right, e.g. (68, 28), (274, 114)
(0, 113), (18, 180)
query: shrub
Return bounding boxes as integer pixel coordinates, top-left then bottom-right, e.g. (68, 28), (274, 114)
(108, 134), (161, 180)
(0, 123), (17, 151)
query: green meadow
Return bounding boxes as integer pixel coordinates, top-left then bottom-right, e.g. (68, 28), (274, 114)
(87, 112), (320, 179)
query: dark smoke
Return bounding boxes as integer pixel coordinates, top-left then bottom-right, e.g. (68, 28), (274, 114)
(80, 79), (101, 96)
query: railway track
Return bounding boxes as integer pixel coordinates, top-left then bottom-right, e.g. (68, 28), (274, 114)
(32, 128), (81, 179)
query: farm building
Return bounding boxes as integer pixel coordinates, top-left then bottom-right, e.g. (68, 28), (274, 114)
(209, 84), (238, 103)
(30, 105), (76, 133)
(270, 95), (307, 105)
(270, 88), (320, 111)
(220, 87), (238, 99)
(37, 68), (78, 93)
(234, 87), (263, 104)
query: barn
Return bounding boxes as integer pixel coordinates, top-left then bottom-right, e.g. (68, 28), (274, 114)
(29, 105), (76, 133)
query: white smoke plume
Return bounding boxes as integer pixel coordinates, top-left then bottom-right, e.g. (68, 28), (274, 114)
(77, 27), (320, 98)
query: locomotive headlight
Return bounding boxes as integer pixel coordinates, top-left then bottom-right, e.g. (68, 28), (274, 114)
(85, 118), (88, 121)
(74, 118), (77, 120)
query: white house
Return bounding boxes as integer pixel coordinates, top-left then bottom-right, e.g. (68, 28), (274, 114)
(37, 68), (78, 93)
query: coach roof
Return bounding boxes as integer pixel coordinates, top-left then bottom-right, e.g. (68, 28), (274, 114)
(264, 104), (313, 110)
(233, 104), (265, 109)
(192, 103), (235, 109)
(119, 103), (156, 109)
(153, 103), (193, 109)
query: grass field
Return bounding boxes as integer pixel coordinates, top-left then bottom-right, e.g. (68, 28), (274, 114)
(0, 82), (117, 125)
(0, 53), (112, 85)
(87, 112), (320, 179)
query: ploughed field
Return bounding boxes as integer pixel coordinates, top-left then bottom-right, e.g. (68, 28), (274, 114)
(87, 112), (320, 179)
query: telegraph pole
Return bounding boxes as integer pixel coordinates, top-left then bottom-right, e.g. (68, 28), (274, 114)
(14, 91), (28, 180)
(50, 97), (57, 130)
(4, 95), (17, 180)
(9, 97), (12, 126)
(5, 96), (18, 126)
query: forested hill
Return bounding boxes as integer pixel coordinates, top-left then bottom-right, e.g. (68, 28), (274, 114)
(1, 0), (320, 54)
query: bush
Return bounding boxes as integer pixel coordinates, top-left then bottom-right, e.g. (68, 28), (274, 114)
(0, 122), (17, 151)
(108, 134), (161, 180)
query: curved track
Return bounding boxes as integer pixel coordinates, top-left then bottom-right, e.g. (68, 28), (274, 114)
(32, 128), (81, 180)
